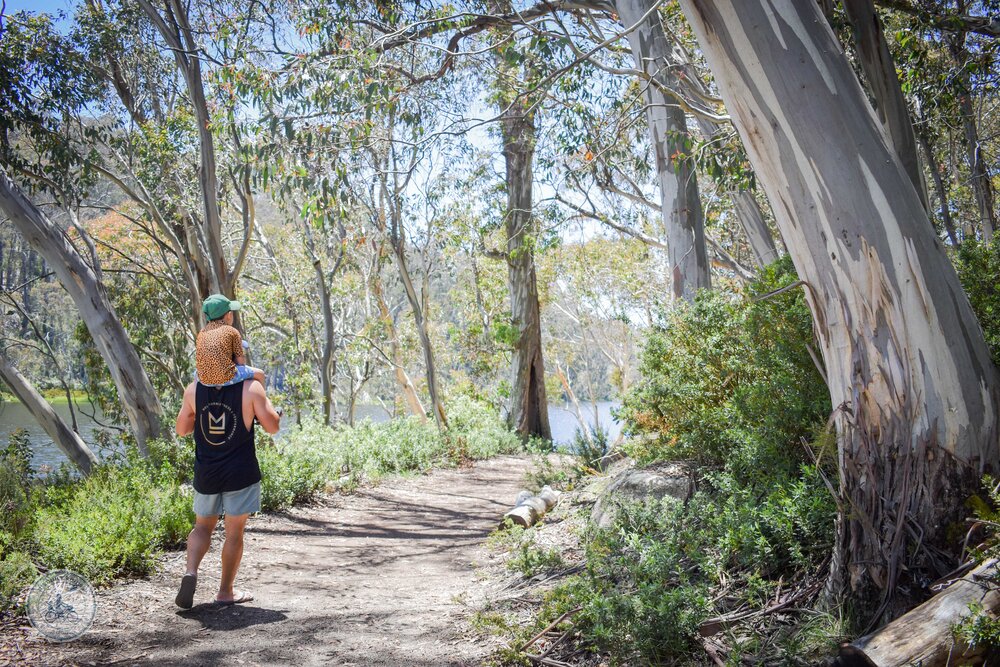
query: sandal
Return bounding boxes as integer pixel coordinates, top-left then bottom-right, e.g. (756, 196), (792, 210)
(215, 591), (253, 606)
(175, 573), (197, 609)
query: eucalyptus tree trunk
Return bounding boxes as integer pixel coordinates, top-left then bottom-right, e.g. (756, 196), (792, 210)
(842, 0), (929, 212)
(654, 14), (780, 266)
(372, 270), (427, 421)
(138, 0), (229, 296)
(915, 128), (960, 246)
(948, 33), (996, 241)
(679, 0), (1000, 616)
(501, 103), (552, 441)
(301, 219), (341, 425)
(0, 353), (98, 475)
(0, 170), (163, 455)
(731, 190), (779, 265)
(615, 0), (711, 299)
(389, 236), (447, 430)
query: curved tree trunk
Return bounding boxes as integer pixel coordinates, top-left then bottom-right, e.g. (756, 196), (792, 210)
(679, 0), (1000, 616)
(616, 0), (711, 300)
(0, 353), (98, 475)
(372, 270), (427, 421)
(842, 0), (930, 212)
(501, 104), (552, 441)
(0, 170), (163, 454)
(390, 241), (447, 430)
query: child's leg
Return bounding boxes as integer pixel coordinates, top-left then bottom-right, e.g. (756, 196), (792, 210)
(227, 364), (262, 386)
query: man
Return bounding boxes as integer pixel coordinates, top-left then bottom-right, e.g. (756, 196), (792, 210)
(173, 366), (281, 608)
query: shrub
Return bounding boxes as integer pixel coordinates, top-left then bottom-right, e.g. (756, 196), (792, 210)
(0, 551), (38, 613)
(0, 429), (35, 559)
(955, 238), (1000, 366)
(542, 468), (835, 663)
(618, 256), (830, 482)
(34, 459), (192, 584)
(257, 431), (332, 512)
(267, 394), (528, 500)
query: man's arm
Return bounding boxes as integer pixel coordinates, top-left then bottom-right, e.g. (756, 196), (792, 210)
(248, 381), (281, 434)
(175, 383), (196, 436)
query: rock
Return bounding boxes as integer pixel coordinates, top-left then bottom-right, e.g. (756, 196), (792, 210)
(590, 462), (693, 529)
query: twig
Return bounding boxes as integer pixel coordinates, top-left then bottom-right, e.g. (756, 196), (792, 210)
(700, 637), (726, 667)
(519, 607), (582, 652)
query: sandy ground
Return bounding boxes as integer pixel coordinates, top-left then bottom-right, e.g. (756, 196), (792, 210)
(0, 455), (535, 667)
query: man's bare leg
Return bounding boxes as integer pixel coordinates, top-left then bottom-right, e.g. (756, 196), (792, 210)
(186, 514), (218, 575)
(217, 512), (249, 603)
(176, 514), (218, 608)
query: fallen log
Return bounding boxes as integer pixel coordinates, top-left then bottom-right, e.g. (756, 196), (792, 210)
(503, 486), (561, 528)
(839, 559), (1000, 666)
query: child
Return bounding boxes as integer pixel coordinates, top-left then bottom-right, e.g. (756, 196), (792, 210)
(195, 294), (266, 387)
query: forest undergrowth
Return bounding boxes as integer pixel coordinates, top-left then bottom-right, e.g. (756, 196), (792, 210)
(479, 246), (1000, 664)
(0, 394), (535, 609)
(478, 258), (858, 664)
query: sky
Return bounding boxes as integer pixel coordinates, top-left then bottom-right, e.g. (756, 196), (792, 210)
(5, 0), (74, 15)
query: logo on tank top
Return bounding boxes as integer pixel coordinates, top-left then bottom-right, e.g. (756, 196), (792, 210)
(200, 401), (238, 446)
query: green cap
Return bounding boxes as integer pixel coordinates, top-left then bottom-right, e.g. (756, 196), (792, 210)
(202, 294), (241, 321)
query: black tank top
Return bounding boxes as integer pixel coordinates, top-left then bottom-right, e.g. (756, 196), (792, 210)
(193, 381), (260, 494)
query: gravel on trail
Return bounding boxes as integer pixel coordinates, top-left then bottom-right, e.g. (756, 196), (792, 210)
(0, 455), (535, 667)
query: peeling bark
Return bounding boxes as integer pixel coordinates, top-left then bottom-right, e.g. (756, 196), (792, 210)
(679, 0), (1000, 615)
(0, 169), (163, 454)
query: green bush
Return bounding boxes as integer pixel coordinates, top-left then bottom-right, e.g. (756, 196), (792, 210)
(524, 258), (840, 663)
(542, 468), (835, 663)
(618, 256), (830, 481)
(0, 429), (35, 559)
(34, 459), (192, 585)
(258, 431), (332, 512)
(956, 238), (1000, 366)
(265, 394), (528, 504)
(0, 551), (38, 612)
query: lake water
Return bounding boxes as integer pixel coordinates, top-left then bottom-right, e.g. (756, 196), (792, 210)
(0, 399), (622, 471)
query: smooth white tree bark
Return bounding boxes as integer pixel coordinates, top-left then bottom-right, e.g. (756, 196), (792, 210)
(0, 169), (163, 455)
(679, 0), (1000, 612)
(616, 0), (711, 299)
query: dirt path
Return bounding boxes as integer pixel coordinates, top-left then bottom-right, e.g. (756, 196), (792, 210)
(7, 456), (534, 667)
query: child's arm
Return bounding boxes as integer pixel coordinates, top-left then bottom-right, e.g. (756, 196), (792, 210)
(253, 368), (266, 386)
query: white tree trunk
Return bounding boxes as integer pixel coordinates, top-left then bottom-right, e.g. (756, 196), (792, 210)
(0, 353), (98, 475)
(679, 0), (1000, 613)
(616, 0), (711, 300)
(0, 170), (164, 455)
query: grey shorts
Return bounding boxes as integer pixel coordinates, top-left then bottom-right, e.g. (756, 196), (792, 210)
(193, 482), (261, 517)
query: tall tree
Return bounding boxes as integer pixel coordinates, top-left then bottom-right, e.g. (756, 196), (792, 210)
(0, 169), (163, 454)
(491, 12), (552, 441)
(679, 0), (1000, 617)
(841, 0), (930, 211)
(946, 19), (997, 241)
(614, 0), (712, 298)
